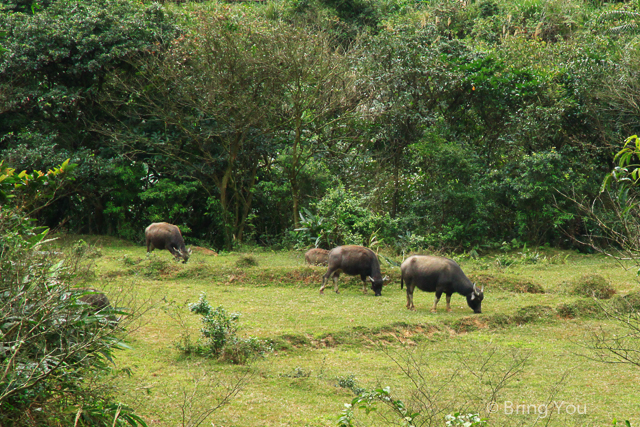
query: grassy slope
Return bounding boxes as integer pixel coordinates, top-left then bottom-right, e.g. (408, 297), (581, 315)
(62, 237), (640, 426)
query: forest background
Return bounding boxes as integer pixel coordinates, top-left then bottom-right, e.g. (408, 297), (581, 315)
(2, 0), (640, 252)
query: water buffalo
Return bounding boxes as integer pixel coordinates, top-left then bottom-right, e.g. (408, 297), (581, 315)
(320, 245), (389, 296)
(77, 289), (111, 312)
(145, 222), (191, 263)
(401, 255), (484, 313)
(305, 248), (329, 266)
(72, 288), (119, 324)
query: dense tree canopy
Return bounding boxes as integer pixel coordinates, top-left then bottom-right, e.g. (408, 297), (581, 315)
(1, 0), (639, 251)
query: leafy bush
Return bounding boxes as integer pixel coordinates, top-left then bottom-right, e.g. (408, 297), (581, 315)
(335, 374), (365, 395)
(186, 293), (270, 364)
(337, 386), (418, 427)
(571, 274), (616, 299)
(445, 413), (486, 426)
(0, 207), (139, 426)
(295, 186), (389, 249)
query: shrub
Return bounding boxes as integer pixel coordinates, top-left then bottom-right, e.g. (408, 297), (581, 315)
(295, 186), (389, 249)
(571, 274), (616, 299)
(336, 374), (365, 395)
(186, 293), (269, 364)
(0, 208), (138, 426)
(445, 413), (487, 426)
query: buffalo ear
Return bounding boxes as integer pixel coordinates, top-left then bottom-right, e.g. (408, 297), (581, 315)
(470, 293), (476, 301)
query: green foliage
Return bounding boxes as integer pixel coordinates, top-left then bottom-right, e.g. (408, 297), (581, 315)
(186, 293), (269, 364)
(445, 413), (487, 426)
(0, 158), (77, 211)
(139, 178), (199, 225)
(295, 186), (389, 248)
(0, 0), (179, 133)
(0, 0), (634, 253)
(605, 135), (640, 190)
(337, 386), (419, 427)
(189, 294), (241, 357)
(335, 374), (365, 395)
(0, 207), (136, 426)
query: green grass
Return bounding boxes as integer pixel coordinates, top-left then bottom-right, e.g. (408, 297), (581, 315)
(57, 237), (640, 426)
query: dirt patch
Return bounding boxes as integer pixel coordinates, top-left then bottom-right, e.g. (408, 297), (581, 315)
(450, 316), (489, 333)
(284, 269), (320, 285)
(191, 246), (218, 256)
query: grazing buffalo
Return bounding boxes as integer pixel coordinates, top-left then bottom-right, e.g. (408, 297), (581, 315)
(71, 288), (119, 323)
(77, 289), (112, 312)
(305, 248), (330, 266)
(145, 222), (191, 263)
(400, 255), (484, 313)
(320, 245), (389, 296)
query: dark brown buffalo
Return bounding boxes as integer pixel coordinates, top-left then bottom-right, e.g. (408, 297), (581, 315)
(78, 289), (111, 312)
(320, 245), (389, 296)
(400, 255), (484, 313)
(145, 222), (191, 263)
(305, 248), (329, 266)
(71, 288), (119, 326)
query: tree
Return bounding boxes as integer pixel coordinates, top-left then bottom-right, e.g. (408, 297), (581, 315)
(354, 25), (444, 218)
(0, 161), (146, 426)
(275, 26), (358, 228)
(101, 13), (358, 248)
(0, 0), (180, 234)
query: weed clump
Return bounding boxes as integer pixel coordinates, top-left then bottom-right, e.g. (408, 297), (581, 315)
(502, 279), (544, 294)
(611, 291), (640, 313)
(571, 274), (616, 299)
(236, 255), (258, 268)
(471, 274), (544, 293)
(512, 305), (553, 324)
(336, 374), (365, 395)
(556, 300), (601, 318)
(280, 367), (311, 378)
(182, 293), (270, 364)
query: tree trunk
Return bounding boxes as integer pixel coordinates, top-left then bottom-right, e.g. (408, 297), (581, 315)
(290, 112), (302, 228)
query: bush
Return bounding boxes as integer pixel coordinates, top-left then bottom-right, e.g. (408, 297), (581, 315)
(0, 208), (137, 426)
(186, 293), (270, 364)
(445, 413), (487, 426)
(336, 374), (365, 395)
(295, 186), (390, 249)
(571, 274), (616, 299)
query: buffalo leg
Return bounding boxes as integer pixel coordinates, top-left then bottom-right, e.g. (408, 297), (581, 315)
(360, 276), (368, 294)
(406, 284), (415, 310)
(333, 273), (340, 293)
(432, 291), (443, 312)
(446, 294), (452, 312)
(320, 270), (333, 294)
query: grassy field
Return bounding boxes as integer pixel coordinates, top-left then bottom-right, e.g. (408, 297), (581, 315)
(54, 236), (640, 427)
